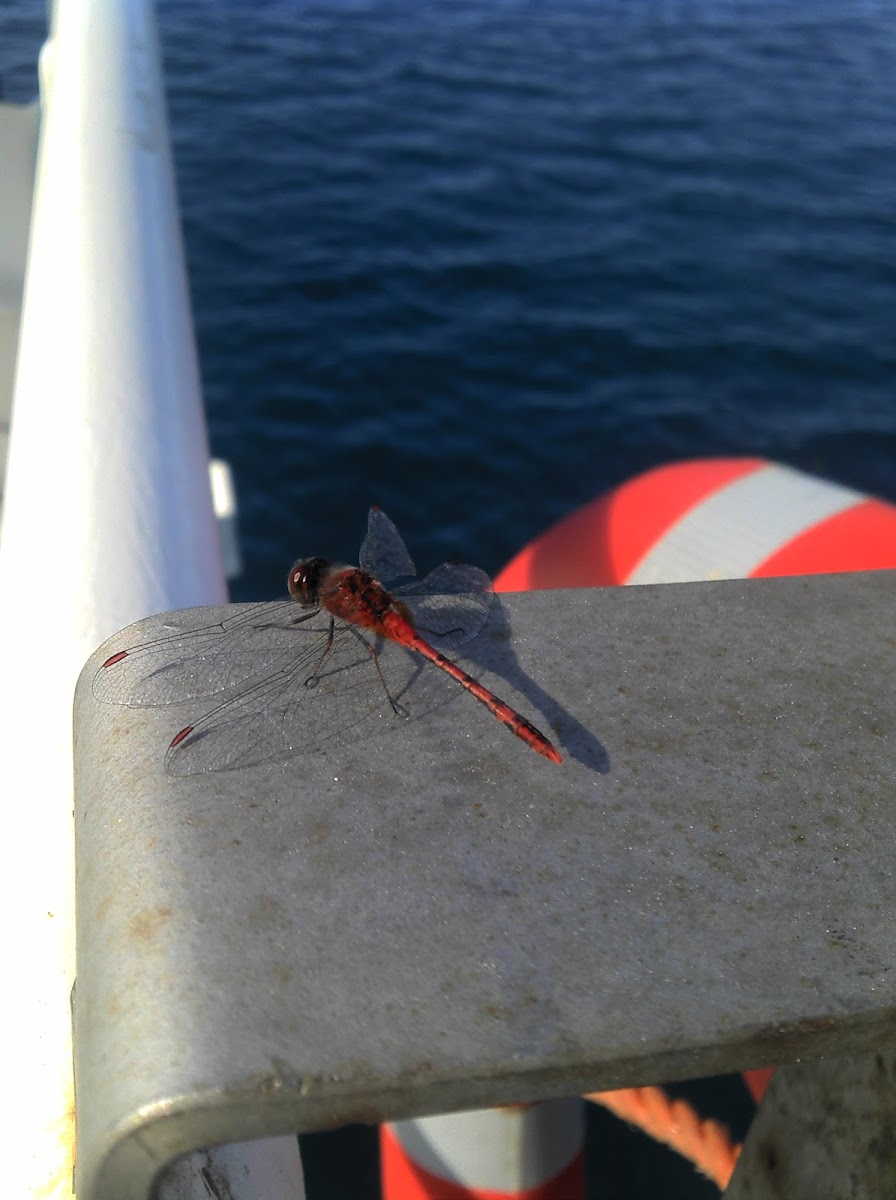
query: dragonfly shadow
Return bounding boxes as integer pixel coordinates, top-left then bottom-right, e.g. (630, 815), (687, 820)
(457, 597), (611, 775)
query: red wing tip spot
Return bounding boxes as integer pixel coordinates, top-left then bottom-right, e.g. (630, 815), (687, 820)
(170, 725), (194, 749)
(102, 650), (129, 668)
(544, 746), (563, 765)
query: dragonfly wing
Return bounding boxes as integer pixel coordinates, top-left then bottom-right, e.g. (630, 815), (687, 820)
(165, 625), (411, 775)
(395, 562), (494, 652)
(165, 667), (302, 775)
(92, 600), (332, 705)
(359, 507), (416, 585)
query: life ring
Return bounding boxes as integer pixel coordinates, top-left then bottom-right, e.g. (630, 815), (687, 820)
(495, 458), (896, 591)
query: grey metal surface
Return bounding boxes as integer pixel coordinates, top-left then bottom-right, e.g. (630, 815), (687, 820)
(73, 571), (896, 1200)
(726, 1050), (896, 1198)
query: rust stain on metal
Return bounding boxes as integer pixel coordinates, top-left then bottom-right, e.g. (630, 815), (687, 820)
(128, 903), (172, 943)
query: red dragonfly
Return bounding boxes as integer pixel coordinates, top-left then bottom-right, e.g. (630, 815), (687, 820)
(94, 507), (562, 773)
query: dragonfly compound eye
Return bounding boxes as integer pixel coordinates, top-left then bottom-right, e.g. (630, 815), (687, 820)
(288, 557), (330, 605)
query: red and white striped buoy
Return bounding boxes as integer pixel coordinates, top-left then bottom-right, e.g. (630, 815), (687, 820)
(381, 1101), (584, 1200)
(489, 455), (896, 1185)
(381, 460), (894, 1197)
(495, 458), (896, 592)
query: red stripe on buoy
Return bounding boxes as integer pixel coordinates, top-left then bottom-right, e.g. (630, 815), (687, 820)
(381, 1123), (585, 1200)
(751, 498), (896, 577)
(495, 458), (764, 592)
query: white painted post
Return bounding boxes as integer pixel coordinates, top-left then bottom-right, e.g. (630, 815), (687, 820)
(0, 1), (301, 1195)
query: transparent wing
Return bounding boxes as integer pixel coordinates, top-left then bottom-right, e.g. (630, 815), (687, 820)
(359, 507), (416, 584)
(92, 600), (325, 705)
(395, 562), (494, 652)
(163, 629), (450, 776)
(358, 508), (494, 649)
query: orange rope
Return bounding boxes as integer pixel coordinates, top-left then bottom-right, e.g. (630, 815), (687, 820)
(584, 1086), (742, 1191)
(742, 1067), (774, 1104)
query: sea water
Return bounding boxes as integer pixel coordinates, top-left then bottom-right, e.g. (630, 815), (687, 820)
(3, 0), (895, 599)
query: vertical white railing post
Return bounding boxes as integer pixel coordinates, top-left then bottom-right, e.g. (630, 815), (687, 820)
(0, 1), (302, 1195)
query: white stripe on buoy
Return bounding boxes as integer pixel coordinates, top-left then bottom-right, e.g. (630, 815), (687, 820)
(384, 1101), (584, 1196)
(626, 463), (864, 585)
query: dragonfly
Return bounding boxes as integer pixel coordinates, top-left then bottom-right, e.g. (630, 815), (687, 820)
(94, 507), (562, 773)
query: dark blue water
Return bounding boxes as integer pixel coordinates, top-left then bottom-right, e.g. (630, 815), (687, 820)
(0, 3), (891, 1193)
(3, 1), (895, 597)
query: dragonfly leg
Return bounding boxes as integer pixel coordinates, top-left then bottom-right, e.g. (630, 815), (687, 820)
(304, 615), (336, 687)
(347, 626), (408, 717)
(252, 607), (323, 632)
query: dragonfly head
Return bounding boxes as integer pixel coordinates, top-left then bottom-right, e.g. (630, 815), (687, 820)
(288, 557), (331, 606)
